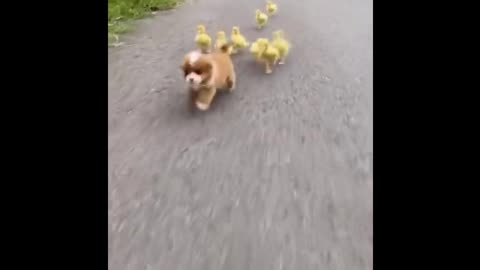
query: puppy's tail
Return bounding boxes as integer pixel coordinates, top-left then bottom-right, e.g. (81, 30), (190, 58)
(219, 43), (234, 55)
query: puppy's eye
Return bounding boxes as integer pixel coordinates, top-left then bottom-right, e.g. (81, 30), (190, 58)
(195, 69), (202, 75)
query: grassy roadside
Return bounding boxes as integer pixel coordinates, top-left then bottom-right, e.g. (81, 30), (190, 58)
(108, 0), (179, 45)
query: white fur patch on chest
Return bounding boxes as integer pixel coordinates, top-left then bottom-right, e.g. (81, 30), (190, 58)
(188, 51), (201, 65)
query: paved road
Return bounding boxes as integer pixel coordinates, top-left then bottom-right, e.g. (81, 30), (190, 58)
(108, 0), (372, 269)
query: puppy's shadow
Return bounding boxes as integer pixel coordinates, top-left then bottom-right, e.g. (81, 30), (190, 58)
(180, 90), (235, 120)
(205, 90), (236, 113)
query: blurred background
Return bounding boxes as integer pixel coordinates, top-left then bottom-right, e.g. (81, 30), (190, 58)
(108, 0), (372, 269)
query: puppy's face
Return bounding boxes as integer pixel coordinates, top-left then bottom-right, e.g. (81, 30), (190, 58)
(181, 51), (212, 90)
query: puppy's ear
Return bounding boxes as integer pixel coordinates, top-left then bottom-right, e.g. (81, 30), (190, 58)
(197, 60), (212, 72)
(180, 59), (190, 76)
(180, 57), (189, 70)
(205, 62), (213, 72)
(180, 60), (186, 70)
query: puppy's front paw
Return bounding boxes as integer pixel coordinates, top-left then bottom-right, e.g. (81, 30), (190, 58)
(195, 101), (210, 111)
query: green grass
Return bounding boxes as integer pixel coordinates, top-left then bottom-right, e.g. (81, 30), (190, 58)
(108, 0), (179, 45)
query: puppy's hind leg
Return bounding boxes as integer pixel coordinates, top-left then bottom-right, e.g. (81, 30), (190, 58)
(226, 73), (236, 92)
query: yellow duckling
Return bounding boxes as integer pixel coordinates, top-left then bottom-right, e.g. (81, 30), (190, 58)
(256, 38), (279, 74)
(271, 30), (290, 64)
(249, 38), (270, 63)
(266, 1), (278, 16)
(215, 31), (229, 51)
(195, 24), (211, 53)
(255, 9), (268, 29)
(230, 26), (250, 54)
(249, 40), (260, 55)
(249, 39), (262, 62)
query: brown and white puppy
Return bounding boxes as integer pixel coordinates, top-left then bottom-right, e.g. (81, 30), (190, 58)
(180, 44), (236, 111)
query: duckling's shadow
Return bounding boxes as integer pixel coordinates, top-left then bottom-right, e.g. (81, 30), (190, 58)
(250, 26), (269, 33)
(243, 60), (264, 74)
(239, 59), (277, 79)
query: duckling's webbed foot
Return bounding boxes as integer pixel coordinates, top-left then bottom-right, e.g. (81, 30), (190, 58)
(265, 62), (273, 74)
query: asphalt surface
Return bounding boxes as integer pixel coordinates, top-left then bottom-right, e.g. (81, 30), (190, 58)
(108, 0), (372, 269)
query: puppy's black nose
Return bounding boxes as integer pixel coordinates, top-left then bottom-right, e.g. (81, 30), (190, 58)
(189, 78), (194, 83)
